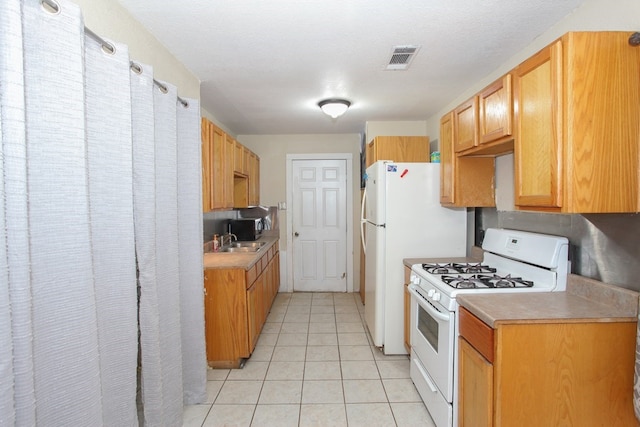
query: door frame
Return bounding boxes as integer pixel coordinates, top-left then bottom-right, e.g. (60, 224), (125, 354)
(285, 153), (354, 293)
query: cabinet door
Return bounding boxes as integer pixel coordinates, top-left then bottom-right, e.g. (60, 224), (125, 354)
(513, 41), (563, 209)
(459, 337), (493, 427)
(204, 269), (249, 363)
(439, 112), (455, 204)
(233, 140), (243, 174)
(479, 74), (512, 144)
(201, 118), (212, 212)
(454, 97), (478, 152)
(261, 263), (271, 324)
(243, 146), (251, 176)
(223, 135), (235, 208)
(272, 251), (280, 296)
(247, 279), (259, 352)
(564, 32), (640, 213)
(248, 151), (260, 206)
(366, 136), (429, 167)
(210, 125), (232, 209)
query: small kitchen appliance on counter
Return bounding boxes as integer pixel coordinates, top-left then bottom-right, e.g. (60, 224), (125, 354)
(407, 227), (569, 427)
(229, 218), (263, 241)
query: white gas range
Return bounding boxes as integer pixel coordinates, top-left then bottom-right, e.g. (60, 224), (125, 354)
(407, 228), (570, 427)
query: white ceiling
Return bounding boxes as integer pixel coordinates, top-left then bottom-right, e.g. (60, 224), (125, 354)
(117, 0), (584, 135)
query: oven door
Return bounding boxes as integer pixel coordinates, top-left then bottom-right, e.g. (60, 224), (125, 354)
(409, 283), (455, 402)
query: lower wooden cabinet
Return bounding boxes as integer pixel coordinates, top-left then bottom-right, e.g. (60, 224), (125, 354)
(204, 242), (280, 368)
(458, 306), (637, 426)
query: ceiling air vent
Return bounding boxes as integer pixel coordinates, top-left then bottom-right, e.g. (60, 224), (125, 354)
(386, 45), (420, 70)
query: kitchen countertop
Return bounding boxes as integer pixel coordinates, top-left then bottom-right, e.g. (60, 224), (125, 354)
(203, 236), (279, 270)
(457, 274), (639, 327)
(402, 246), (484, 269)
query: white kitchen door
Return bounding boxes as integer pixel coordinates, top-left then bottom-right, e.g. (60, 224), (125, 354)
(292, 159), (347, 292)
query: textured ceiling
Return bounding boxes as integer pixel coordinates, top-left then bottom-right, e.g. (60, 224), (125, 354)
(116, 0), (584, 135)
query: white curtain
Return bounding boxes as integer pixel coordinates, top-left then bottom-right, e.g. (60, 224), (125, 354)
(0, 0), (207, 425)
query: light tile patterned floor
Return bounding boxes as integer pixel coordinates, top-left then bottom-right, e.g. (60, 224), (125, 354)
(184, 292), (437, 427)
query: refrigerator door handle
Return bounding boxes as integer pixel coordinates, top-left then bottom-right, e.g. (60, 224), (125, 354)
(360, 188), (367, 254)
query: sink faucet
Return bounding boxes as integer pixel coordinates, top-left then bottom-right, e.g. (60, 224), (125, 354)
(222, 233), (237, 246)
(222, 224), (237, 246)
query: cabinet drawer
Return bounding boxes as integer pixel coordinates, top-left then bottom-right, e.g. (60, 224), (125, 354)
(246, 264), (258, 288)
(459, 307), (494, 363)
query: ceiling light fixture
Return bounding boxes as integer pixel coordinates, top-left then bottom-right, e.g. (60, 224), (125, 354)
(318, 98), (351, 118)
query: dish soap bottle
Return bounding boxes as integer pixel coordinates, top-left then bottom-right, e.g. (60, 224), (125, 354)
(213, 234), (220, 252)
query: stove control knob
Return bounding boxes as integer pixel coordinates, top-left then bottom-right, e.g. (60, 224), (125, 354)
(427, 289), (435, 298)
(410, 275), (420, 285)
(432, 292), (441, 302)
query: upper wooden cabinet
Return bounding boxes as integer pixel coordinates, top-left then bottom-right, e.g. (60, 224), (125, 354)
(513, 32), (640, 213)
(233, 139), (245, 175)
(479, 74), (512, 145)
(248, 152), (260, 207)
(201, 118), (213, 212)
(453, 97), (478, 152)
(439, 113), (455, 205)
(233, 140), (251, 176)
(440, 112), (495, 207)
(202, 120), (233, 210)
(201, 117), (260, 210)
(365, 136), (430, 168)
(454, 74), (514, 157)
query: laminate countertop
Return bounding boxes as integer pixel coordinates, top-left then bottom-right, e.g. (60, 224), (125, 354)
(203, 236), (279, 270)
(457, 274), (639, 327)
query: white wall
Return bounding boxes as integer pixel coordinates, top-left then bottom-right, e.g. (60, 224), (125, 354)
(425, 0), (640, 210)
(74, 0), (199, 100)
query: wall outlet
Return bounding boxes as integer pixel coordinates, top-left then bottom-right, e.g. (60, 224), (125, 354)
(278, 201), (287, 210)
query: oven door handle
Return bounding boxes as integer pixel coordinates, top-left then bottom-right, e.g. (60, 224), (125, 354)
(408, 284), (450, 322)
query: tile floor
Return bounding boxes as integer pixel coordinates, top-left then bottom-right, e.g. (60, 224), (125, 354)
(184, 292), (437, 427)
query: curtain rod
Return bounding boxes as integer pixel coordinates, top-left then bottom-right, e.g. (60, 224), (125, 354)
(41, 0), (190, 108)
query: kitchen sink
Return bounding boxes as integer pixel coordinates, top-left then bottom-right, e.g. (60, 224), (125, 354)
(218, 246), (260, 253)
(230, 241), (266, 249)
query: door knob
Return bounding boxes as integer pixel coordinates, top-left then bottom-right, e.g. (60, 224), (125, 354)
(294, 232), (299, 237)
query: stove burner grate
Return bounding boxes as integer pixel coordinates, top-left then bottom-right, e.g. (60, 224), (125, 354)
(441, 275), (486, 289)
(421, 262), (497, 275)
(477, 274), (534, 288)
(441, 274), (535, 289)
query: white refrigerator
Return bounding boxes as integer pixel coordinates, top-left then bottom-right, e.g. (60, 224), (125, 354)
(361, 161), (467, 355)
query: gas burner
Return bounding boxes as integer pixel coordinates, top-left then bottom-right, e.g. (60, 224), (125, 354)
(421, 262), (497, 275)
(452, 263), (497, 274)
(477, 274), (534, 288)
(422, 263), (458, 274)
(441, 275), (487, 289)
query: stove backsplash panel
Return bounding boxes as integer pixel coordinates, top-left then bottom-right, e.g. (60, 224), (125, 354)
(477, 208), (640, 291)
